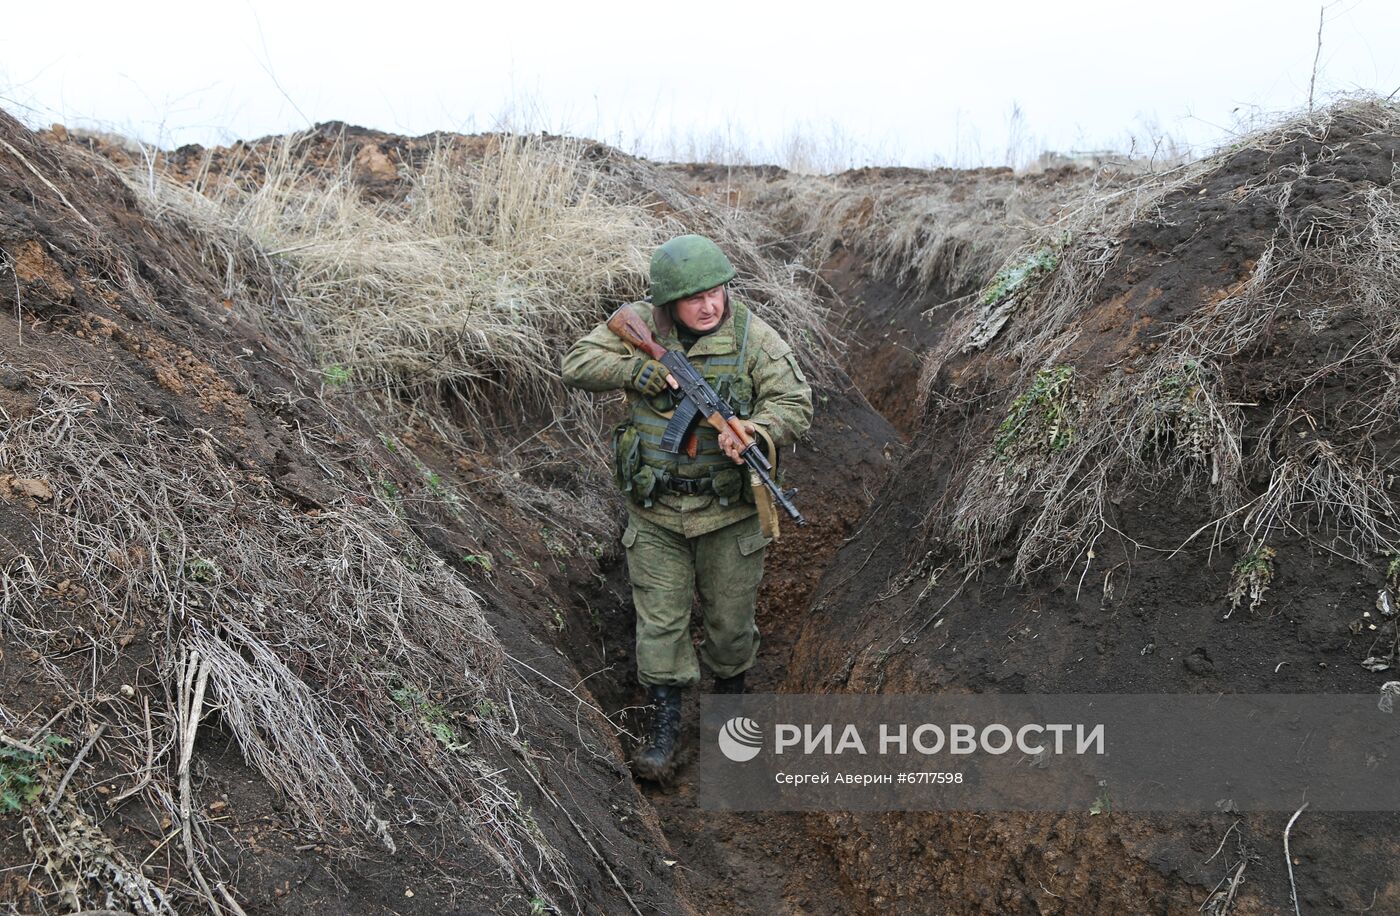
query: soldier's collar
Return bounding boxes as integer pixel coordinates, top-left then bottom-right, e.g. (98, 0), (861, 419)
(678, 312), (737, 356)
(651, 298), (733, 342)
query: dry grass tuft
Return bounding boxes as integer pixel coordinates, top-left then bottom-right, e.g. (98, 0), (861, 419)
(134, 130), (836, 418)
(139, 134), (659, 406)
(916, 98), (1400, 589)
(0, 371), (575, 910)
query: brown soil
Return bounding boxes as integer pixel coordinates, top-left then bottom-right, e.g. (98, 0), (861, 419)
(785, 108), (1400, 913)
(0, 111), (688, 915)
(815, 247), (968, 437)
(10, 97), (1396, 916)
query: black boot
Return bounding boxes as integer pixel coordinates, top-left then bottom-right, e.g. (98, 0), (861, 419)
(712, 671), (746, 694)
(632, 685), (683, 782)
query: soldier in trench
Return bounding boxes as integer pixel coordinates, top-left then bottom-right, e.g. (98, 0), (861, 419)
(561, 234), (813, 781)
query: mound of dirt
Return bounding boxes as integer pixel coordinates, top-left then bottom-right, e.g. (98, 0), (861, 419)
(0, 110), (697, 915)
(788, 100), (1400, 913)
(2, 107), (912, 915)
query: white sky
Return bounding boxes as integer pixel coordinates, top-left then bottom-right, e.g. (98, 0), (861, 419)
(2, 0), (1398, 168)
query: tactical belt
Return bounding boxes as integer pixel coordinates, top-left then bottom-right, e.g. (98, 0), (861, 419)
(662, 476), (716, 496)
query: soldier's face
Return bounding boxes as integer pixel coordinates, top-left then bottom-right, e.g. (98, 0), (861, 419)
(674, 285), (725, 332)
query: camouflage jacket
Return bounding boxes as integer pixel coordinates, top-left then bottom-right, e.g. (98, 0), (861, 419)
(561, 300), (813, 537)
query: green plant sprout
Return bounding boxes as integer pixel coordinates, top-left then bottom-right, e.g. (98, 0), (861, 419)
(995, 365), (1077, 458)
(980, 246), (1058, 308)
(322, 364), (352, 385)
(1, 733), (70, 812)
(461, 553), (494, 573)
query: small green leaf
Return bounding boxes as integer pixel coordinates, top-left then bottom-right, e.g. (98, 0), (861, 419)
(323, 364), (353, 385)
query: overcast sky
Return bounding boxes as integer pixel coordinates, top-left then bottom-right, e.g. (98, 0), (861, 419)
(3, 1), (1398, 168)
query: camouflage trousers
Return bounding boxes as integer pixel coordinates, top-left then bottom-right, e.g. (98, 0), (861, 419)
(622, 510), (771, 687)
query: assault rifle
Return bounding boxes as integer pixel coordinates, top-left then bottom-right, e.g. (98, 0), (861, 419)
(606, 305), (806, 526)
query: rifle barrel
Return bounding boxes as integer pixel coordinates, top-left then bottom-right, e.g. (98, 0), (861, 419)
(745, 450), (806, 526)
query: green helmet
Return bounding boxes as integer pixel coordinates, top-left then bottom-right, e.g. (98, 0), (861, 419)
(649, 234), (737, 306)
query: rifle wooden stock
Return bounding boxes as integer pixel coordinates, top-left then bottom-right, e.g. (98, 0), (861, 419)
(606, 305), (667, 360)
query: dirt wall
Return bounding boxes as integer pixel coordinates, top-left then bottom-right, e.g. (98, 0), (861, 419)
(786, 102), (1400, 914)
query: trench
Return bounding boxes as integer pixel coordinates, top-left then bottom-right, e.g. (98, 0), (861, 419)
(13, 110), (1396, 914)
(630, 117), (1400, 915)
(549, 250), (925, 915)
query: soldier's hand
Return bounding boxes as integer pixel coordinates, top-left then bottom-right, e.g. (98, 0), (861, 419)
(718, 420), (756, 464)
(631, 359), (670, 397)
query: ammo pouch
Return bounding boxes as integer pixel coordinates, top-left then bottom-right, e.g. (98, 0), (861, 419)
(613, 422), (662, 508)
(711, 467), (744, 505)
(612, 422), (640, 492)
(613, 420), (750, 509)
(613, 421), (673, 509)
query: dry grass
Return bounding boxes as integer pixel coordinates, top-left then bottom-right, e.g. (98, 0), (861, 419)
(914, 98), (1400, 589)
(705, 160), (1145, 313)
(126, 125), (839, 562)
(133, 129), (836, 417)
(139, 133), (660, 407)
(0, 370), (577, 911)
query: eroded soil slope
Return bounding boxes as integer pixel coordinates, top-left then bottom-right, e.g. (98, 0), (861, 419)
(788, 102), (1400, 913)
(1, 111), (908, 916)
(0, 110), (689, 915)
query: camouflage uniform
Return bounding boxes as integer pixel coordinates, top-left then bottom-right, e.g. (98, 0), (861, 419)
(561, 298), (812, 686)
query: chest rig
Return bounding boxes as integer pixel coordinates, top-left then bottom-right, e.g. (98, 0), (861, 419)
(613, 301), (755, 508)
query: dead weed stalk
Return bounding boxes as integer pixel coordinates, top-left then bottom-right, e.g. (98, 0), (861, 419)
(0, 371), (576, 910)
(130, 129), (836, 420)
